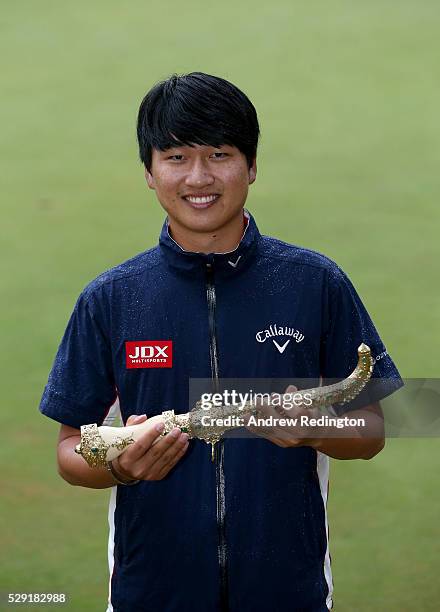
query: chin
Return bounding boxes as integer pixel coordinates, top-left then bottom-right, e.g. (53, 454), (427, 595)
(184, 218), (224, 234)
(178, 209), (228, 232)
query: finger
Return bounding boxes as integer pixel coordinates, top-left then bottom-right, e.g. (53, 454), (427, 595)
(134, 426), (182, 467)
(162, 432), (189, 462)
(268, 437), (292, 448)
(246, 424), (272, 438)
(255, 429), (294, 447)
(154, 441), (190, 480)
(246, 427), (289, 447)
(127, 421), (166, 461)
(147, 431), (189, 472)
(284, 385), (298, 393)
(258, 403), (282, 420)
(126, 413), (147, 426)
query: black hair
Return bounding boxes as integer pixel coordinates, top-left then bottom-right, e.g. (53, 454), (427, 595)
(137, 72), (260, 172)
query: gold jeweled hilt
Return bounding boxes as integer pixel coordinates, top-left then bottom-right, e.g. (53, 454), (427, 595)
(74, 424), (135, 468)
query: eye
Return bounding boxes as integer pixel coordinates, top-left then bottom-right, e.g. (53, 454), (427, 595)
(167, 154), (184, 161)
(211, 152), (228, 159)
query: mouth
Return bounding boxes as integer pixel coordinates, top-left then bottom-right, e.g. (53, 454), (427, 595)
(182, 194), (221, 209)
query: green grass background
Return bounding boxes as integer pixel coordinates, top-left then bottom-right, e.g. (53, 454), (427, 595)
(1, 1), (439, 610)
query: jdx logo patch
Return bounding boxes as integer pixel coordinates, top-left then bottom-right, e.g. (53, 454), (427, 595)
(126, 341), (173, 369)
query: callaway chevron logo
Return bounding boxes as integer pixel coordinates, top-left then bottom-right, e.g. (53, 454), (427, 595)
(256, 324), (305, 354)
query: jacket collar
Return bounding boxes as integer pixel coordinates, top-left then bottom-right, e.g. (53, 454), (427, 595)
(158, 210), (261, 277)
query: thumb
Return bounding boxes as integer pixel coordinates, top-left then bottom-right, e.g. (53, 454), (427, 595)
(285, 385), (298, 393)
(126, 413), (147, 426)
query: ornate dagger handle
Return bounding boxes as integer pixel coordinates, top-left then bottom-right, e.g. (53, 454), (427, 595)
(75, 343), (373, 467)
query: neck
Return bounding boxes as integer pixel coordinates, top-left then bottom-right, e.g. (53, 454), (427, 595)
(168, 212), (246, 254)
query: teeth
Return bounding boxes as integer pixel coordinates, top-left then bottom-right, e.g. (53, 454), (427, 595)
(185, 195), (218, 204)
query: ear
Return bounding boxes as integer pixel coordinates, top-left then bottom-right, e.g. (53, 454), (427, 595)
(248, 157), (257, 185)
(145, 167), (155, 190)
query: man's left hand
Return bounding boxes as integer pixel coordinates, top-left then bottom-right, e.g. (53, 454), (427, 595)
(245, 385), (322, 448)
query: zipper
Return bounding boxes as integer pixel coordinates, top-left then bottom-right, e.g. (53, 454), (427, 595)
(206, 262), (228, 612)
(206, 263), (220, 387)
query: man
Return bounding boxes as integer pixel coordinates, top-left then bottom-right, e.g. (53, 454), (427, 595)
(40, 72), (402, 611)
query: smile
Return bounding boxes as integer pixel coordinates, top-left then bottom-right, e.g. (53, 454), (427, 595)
(183, 194), (220, 208)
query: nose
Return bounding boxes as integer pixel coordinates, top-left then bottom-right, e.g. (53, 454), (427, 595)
(184, 158), (215, 188)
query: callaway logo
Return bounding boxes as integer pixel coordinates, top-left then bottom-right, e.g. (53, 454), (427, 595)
(256, 324), (305, 354)
(126, 341), (173, 369)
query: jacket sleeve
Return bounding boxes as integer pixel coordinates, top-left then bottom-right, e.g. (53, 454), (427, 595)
(320, 265), (403, 412)
(39, 290), (117, 429)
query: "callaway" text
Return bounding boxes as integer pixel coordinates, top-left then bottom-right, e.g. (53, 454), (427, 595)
(256, 324), (304, 343)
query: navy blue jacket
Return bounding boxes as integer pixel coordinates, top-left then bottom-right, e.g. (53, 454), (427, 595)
(40, 213), (402, 612)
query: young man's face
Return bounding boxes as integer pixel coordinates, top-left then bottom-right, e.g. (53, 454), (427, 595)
(145, 144), (256, 238)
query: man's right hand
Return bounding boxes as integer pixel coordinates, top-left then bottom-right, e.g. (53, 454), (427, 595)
(111, 414), (190, 482)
